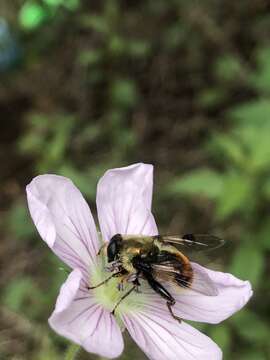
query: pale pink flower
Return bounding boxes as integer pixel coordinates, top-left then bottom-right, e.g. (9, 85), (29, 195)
(26, 163), (252, 360)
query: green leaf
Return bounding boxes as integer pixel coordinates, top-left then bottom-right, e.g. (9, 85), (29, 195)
(231, 310), (269, 345)
(214, 54), (242, 82)
(108, 36), (126, 56)
(2, 277), (41, 313)
(228, 99), (270, 126)
(110, 78), (138, 108)
(63, 0), (79, 10)
(230, 244), (264, 287)
(237, 351), (267, 360)
(163, 23), (185, 50)
(80, 15), (108, 33)
(64, 344), (81, 360)
(19, 112), (75, 172)
(77, 50), (103, 66)
(43, 115), (75, 166)
(127, 40), (151, 57)
(254, 222), (270, 251)
(263, 178), (270, 201)
(231, 122), (270, 171)
(168, 169), (223, 200)
(208, 133), (246, 167)
(216, 172), (253, 220)
(43, 0), (80, 11)
(197, 88), (227, 108)
(7, 203), (35, 240)
(185, 321), (207, 332)
(19, 2), (47, 30)
(249, 47), (270, 93)
(248, 127), (270, 171)
(43, 0), (63, 7)
(208, 324), (231, 351)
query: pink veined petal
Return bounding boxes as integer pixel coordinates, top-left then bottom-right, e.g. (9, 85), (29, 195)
(49, 269), (124, 359)
(26, 175), (99, 273)
(122, 305), (222, 360)
(96, 163), (158, 242)
(171, 263), (253, 324)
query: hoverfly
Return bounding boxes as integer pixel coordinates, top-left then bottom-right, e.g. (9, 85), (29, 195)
(89, 233), (224, 322)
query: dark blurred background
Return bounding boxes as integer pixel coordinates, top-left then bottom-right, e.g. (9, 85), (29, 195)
(1, 1), (270, 359)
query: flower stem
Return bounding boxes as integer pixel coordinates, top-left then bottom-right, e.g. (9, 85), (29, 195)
(64, 343), (81, 360)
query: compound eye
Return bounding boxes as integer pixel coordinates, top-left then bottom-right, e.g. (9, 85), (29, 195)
(107, 234), (122, 262)
(107, 241), (117, 262)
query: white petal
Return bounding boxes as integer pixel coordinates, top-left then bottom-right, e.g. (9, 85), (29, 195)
(96, 163), (158, 241)
(171, 263), (253, 324)
(122, 305), (222, 360)
(49, 269), (124, 359)
(26, 175), (99, 272)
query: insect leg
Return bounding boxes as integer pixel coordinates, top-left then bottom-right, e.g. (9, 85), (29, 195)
(111, 285), (136, 315)
(145, 274), (182, 323)
(112, 272), (141, 311)
(132, 272), (141, 292)
(87, 271), (121, 290)
(166, 301), (181, 323)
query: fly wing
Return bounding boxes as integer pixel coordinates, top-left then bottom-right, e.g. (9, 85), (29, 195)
(160, 234), (224, 251)
(152, 261), (218, 296)
(159, 234), (226, 264)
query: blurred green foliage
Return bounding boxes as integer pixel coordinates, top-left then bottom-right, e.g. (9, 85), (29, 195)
(19, 0), (79, 30)
(1, 0), (270, 359)
(169, 81), (270, 359)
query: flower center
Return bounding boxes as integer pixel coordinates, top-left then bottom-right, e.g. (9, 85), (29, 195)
(89, 256), (147, 319)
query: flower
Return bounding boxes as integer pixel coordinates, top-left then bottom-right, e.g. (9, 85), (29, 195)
(26, 163), (252, 360)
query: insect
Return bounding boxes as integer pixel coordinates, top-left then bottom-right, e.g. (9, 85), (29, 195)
(89, 233), (224, 322)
